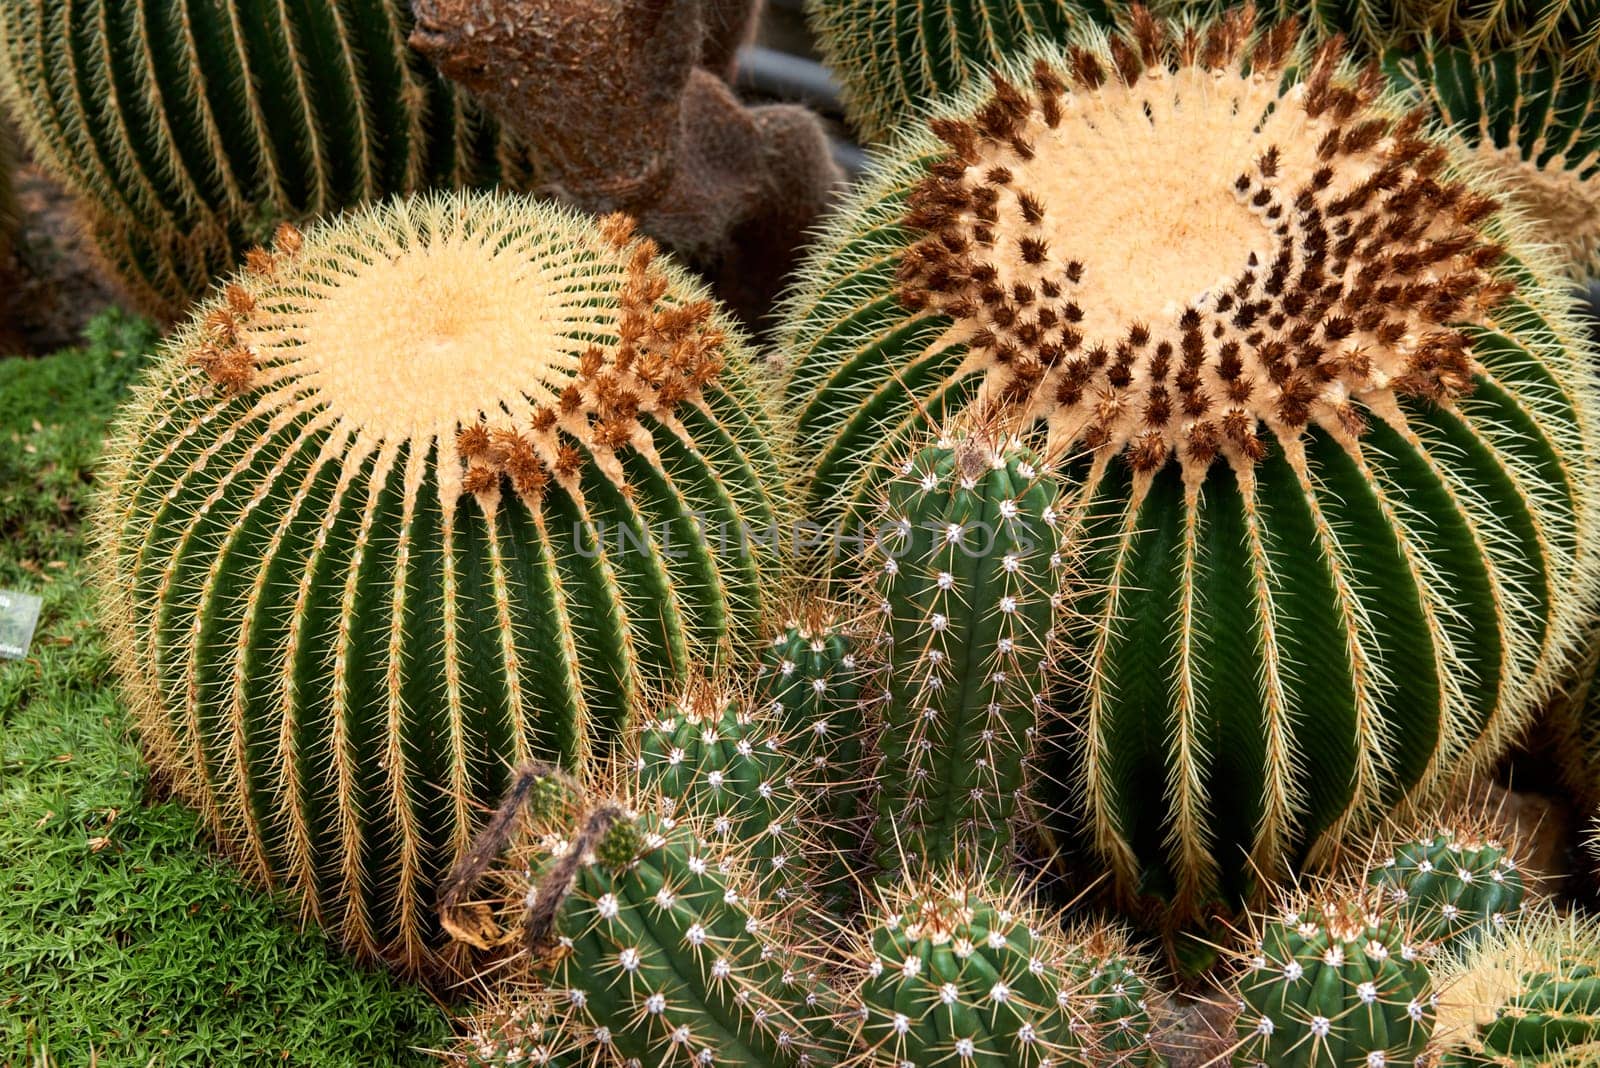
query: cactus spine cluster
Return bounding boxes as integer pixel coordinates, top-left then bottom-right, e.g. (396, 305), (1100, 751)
(1368, 828), (1528, 949)
(1230, 888), (1436, 1068)
(1386, 42), (1600, 283)
(865, 429), (1065, 880)
(0, 0), (524, 317)
(94, 192), (785, 975)
(635, 679), (815, 905)
(1433, 910), (1600, 1066)
(753, 604), (871, 902)
(847, 874), (1164, 1067)
(781, 7), (1600, 925)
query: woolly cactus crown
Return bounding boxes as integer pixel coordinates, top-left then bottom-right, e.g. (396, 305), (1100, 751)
(782, 5), (1600, 924)
(97, 190), (786, 974)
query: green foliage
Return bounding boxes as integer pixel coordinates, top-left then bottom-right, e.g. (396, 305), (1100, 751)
(865, 431), (1063, 881)
(1368, 829), (1527, 949)
(1231, 893), (1435, 1068)
(0, 318), (452, 1066)
(0, 0), (526, 317)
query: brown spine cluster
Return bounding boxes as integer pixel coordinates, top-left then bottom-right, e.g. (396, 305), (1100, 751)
(189, 223), (306, 394)
(458, 213), (727, 499)
(897, 6), (1513, 479)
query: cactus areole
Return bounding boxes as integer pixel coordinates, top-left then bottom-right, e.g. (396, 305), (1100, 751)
(95, 192), (784, 976)
(782, 8), (1600, 926)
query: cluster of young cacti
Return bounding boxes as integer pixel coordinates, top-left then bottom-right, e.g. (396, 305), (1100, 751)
(0, 0), (527, 318)
(93, 191), (786, 975)
(782, 4), (1600, 931)
(846, 875), (1165, 1067)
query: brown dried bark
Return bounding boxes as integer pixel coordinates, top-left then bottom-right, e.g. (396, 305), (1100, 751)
(409, 0), (841, 325)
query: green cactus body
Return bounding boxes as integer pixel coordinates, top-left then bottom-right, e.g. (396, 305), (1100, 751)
(753, 606), (870, 903)
(1368, 830), (1527, 949)
(806, 0), (1115, 145)
(780, 12), (1600, 926)
(0, 0), (525, 317)
(1385, 42), (1600, 282)
(94, 193), (784, 976)
(1435, 911), (1600, 1067)
(848, 876), (1102, 1068)
(1232, 893), (1435, 1068)
(1066, 931), (1166, 1066)
(519, 808), (842, 1068)
(635, 681), (814, 906)
(866, 431), (1063, 880)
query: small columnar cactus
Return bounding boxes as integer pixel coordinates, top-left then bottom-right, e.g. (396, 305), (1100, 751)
(446, 782), (843, 1068)
(806, 0), (1116, 145)
(1387, 41), (1600, 283)
(95, 192), (785, 975)
(864, 428), (1065, 880)
(753, 603), (872, 903)
(1433, 910), (1600, 1066)
(847, 874), (1144, 1068)
(0, 0), (524, 317)
(635, 678), (815, 905)
(1230, 888), (1436, 1068)
(1368, 827), (1528, 949)
(1064, 926), (1167, 1066)
(781, 6), (1600, 926)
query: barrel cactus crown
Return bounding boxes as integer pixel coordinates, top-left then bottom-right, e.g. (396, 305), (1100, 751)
(95, 191), (785, 975)
(781, 6), (1600, 926)
(1367, 825), (1529, 951)
(0, 0), (523, 317)
(1228, 887), (1436, 1068)
(1387, 41), (1600, 283)
(1433, 910), (1600, 1067)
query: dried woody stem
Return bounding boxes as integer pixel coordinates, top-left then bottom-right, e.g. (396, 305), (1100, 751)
(409, 0), (842, 324)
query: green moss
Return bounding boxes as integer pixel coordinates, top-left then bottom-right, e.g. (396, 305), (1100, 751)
(0, 313), (454, 1066)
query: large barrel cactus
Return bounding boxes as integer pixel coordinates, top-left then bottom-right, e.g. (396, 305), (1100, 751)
(779, 9), (1600, 926)
(0, 0), (524, 317)
(95, 192), (785, 975)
